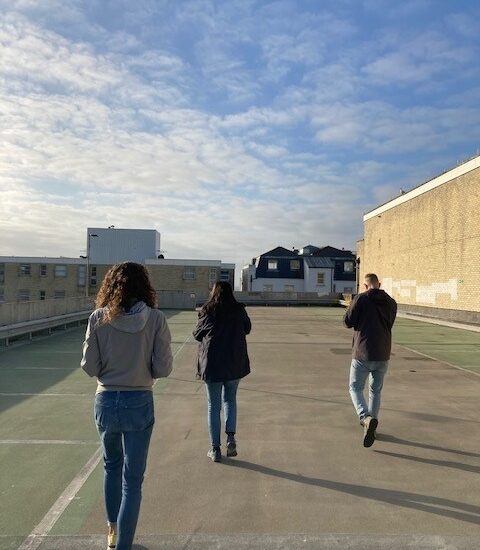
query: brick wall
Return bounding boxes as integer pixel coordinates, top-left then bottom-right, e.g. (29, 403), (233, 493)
(359, 165), (480, 313)
(1, 262), (234, 303)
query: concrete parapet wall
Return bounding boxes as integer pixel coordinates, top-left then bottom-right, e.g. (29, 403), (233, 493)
(233, 291), (342, 306)
(0, 297), (95, 326)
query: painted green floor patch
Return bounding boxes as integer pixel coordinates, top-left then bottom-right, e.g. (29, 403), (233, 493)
(49, 463), (104, 536)
(0, 444), (97, 536)
(312, 307), (480, 373)
(393, 318), (480, 373)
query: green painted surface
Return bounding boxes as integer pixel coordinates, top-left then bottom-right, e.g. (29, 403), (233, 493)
(312, 307), (480, 373)
(393, 318), (480, 373)
(4, 306), (477, 541)
(0, 444), (96, 536)
(0, 310), (195, 541)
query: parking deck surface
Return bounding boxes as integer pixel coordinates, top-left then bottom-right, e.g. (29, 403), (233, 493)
(1, 307), (479, 550)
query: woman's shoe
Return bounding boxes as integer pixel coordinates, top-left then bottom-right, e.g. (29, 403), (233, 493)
(207, 446), (221, 462)
(226, 435), (237, 457)
(107, 530), (116, 549)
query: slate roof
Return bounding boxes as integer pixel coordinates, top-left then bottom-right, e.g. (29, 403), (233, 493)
(304, 257), (335, 268)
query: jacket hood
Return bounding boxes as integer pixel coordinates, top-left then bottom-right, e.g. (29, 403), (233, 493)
(366, 289), (390, 302)
(110, 305), (151, 333)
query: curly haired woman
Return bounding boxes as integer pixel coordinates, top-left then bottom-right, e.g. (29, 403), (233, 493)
(81, 262), (173, 550)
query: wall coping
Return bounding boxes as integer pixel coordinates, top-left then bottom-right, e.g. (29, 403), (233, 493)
(364, 154), (480, 221)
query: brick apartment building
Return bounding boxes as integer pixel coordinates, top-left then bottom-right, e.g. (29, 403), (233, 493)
(0, 228), (234, 303)
(357, 154), (480, 323)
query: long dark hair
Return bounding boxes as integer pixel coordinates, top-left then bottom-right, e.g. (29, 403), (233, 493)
(201, 281), (240, 316)
(96, 262), (157, 323)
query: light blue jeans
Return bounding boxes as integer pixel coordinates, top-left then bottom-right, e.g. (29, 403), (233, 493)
(205, 379), (240, 447)
(349, 359), (388, 420)
(95, 391), (154, 550)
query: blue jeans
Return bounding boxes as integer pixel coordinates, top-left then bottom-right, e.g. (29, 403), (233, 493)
(95, 391), (154, 550)
(205, 379), (240, 447)
(349, 359), (388, 420)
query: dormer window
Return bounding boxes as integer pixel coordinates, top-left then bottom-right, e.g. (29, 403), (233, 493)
(268, 260), (278, 270)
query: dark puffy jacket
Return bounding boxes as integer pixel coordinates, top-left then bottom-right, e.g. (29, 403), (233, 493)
(193, 304), (251, 383)
(344, 289), (397, 361)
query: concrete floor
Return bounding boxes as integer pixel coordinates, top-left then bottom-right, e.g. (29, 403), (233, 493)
(2, 307), (480, 550)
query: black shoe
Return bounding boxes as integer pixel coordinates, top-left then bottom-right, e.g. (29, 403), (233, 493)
(207, 446), (221, 462)
(226, 435), (237, 457)
(363, 416), (378, 448)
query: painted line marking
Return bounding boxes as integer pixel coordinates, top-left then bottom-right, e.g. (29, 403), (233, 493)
(17, 330), (194, 550)
(0, 440), (98, 445)
(399, 345), (480, 378)
(17, 446), (103, 550)
(173, 334), (192, 360)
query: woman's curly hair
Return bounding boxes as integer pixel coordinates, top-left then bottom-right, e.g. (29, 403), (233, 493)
(95, 262), (157, 323)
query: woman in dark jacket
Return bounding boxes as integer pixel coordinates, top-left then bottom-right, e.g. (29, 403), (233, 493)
(193, 281), (251, 462)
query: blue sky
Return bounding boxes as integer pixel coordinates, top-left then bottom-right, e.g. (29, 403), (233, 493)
(1, 0), (480, 275)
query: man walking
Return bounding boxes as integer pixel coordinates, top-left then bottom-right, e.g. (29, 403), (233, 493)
(344, 273), (397, 447)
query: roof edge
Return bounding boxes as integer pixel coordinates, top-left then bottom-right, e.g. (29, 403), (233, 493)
(364, 154), (480, 221)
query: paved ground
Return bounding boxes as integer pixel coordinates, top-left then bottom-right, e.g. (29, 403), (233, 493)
(1, 307), (479, 550)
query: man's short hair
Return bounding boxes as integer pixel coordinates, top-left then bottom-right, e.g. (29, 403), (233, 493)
(364, 273), (379, 286)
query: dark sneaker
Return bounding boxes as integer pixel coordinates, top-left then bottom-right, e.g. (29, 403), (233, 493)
(207, 446), (221, 462)
(363, 416), (378, 448)
(226, 436), (237, 457)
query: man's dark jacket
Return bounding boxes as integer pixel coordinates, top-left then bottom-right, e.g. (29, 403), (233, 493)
(193, 304), (251, 382)
(344, 289), (397, 361)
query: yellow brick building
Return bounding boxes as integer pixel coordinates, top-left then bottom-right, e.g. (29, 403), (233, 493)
(357, 154), (480, 324)
(0, 258), (234, 304)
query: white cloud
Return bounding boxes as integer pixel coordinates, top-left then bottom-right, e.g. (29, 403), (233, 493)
(1, 1), (479, 286)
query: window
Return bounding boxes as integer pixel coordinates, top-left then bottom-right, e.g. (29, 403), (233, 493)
(78, 265), (86, 287)
(90, 266), (97, 286)
(267, 260), (278, 270)
(39, 290), (46, 300)
(54, 290), (66, 299)
(290, 260), (300, 271)
(209, 267), (217, 288)
(40, 264), (47, 277)
(220, 269), (230, 282)
(55, 264), (67, 278)
(344, 261), (354, 273)
(183, 267), (196, 280)
(19, 264), (31, 276)
(344, 287), (353, 293)
(284, 284), (295, 292)
(0, 289), (4, 302)
(0, 263), (4, 284)
(263, 284), (273, 292)
(18, 289), (30, 301)
(317, 272), (325, 285)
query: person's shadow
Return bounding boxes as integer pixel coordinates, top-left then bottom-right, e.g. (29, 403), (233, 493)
(222, 459), (480, 525)
(375, 433), (480, 459)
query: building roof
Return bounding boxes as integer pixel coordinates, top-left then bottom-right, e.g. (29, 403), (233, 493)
(0, 257), (86, 264)
(146, 259), (234, 268)
(304, 257), (335, 268)
(260, 246), (298, 257)
(364, 153), (480, 221)
(309, 246), (355, 258)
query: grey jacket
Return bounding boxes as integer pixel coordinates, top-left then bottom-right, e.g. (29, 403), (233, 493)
(81, 305), (173, 392)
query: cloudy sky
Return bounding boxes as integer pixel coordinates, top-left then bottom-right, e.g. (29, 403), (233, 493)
(1, 0), (480, 277)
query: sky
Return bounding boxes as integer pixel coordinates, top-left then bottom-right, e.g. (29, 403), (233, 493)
(1, 0), (480, 278)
